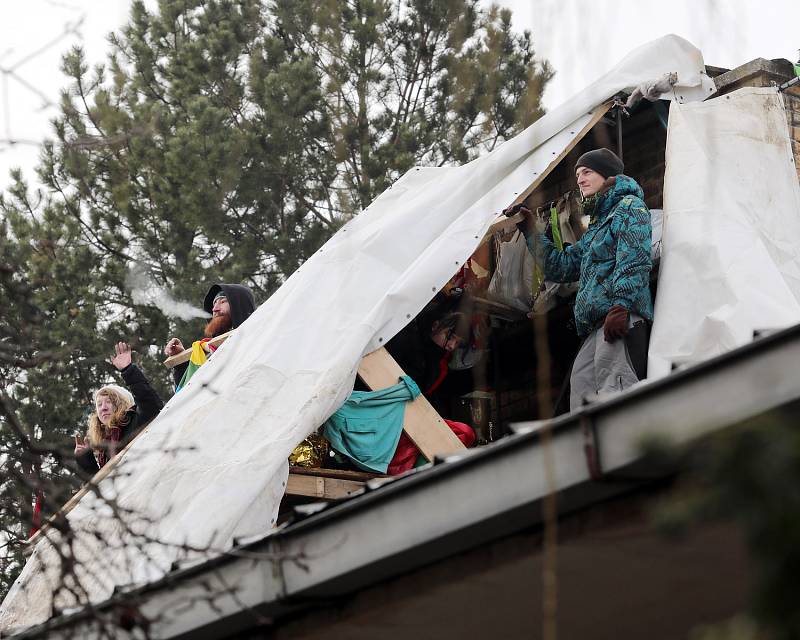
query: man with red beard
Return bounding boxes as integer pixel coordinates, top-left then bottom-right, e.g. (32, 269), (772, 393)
(164, 283), (257, 390)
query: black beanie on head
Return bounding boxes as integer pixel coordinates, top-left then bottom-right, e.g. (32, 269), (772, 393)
(203, 283), (257, 329)
(575, 148), (624, 179)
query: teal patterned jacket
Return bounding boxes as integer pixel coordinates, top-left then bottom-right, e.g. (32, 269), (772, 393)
(529, 175), (653, 337)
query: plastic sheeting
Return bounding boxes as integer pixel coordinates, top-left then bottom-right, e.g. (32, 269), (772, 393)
(649, 87), (800, 377)
(487, 230), (536, 311)
(0, 34), (712, 632)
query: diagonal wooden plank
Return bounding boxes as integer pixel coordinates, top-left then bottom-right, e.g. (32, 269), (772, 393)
(357, 347), (466, 461)
(506, 102), (612, 210)
(479, 102), (613, 245)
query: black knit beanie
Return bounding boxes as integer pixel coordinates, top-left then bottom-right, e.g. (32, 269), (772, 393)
(575, 148), (624, 179)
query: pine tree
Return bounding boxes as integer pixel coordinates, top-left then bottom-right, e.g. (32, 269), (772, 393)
(272, 0), (552, 210)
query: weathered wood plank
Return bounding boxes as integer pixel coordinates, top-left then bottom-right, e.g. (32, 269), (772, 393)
(505, 103), (612, 210)
(479, 102), (613, 246)
(288, 466), (381, 482)
(285, 473), (366, 500)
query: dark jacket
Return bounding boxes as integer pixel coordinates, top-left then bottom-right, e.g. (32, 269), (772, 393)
(385, 317), (446, 394)
(532, 175), (653, 336)
(383, 294), (466, 414)
(76, 364), (164, 475)
(172, 283), (257, 387)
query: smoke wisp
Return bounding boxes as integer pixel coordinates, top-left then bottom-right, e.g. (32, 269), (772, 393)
(126, 266), (210, 321)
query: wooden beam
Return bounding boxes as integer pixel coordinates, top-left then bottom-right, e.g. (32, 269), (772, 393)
(486, 211), (525, 237)
(288, 466), (380, 482)
(286, 473), (366, 500)
(357, 348), (466, 461)
(165, 340), (464, 459)
(506, 102), (612, 210)
(479, 102), (613, 246)
(163, 330), (233, 368)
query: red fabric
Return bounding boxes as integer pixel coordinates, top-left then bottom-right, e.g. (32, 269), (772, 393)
(426, 353), (450, 395)
(388, 419), (476, 476)
(449, 257), (486, 292)
(28, 491), (43, 538)
(96, 426), (122, 469)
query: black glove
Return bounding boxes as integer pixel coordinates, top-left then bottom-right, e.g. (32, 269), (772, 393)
(503, 202), (531, 218)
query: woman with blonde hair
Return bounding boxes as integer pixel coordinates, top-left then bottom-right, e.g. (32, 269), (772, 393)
(74, 342), (164, 474)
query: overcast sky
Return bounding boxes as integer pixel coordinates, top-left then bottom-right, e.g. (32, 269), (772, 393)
(0, 0), (798, 190)
(497, 0), (800, 110)
(0, 0), (131, 190)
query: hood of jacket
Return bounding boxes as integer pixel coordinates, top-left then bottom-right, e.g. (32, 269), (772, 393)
(203, 283), (257, 329)
(592, 175), (645, 223)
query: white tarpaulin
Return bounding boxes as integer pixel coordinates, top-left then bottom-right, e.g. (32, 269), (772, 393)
(1, 34), (713, 632)
(649, 87), (800, 377)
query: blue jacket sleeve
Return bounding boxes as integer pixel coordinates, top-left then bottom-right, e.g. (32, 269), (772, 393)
(610, 200), (652, 309)
(530, 233), (583, 283)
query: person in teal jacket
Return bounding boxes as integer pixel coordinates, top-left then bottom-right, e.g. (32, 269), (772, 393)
(517, 148), (652, 410)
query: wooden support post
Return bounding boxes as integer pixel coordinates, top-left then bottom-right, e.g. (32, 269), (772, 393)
(167, 337), (466, 460)
(357, 348), (466, 461)
(484, 210), (526, 240)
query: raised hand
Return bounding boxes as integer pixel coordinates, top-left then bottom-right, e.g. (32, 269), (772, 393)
(110, 342), (133, 371)
(164, 337), (184, 357)
(74, 434), (90, 456)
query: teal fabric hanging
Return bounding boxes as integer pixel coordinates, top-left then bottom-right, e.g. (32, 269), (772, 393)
(323, 376), (420, 473)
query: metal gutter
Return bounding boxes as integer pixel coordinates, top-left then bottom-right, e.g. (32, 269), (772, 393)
(13, 322), (800, 639)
